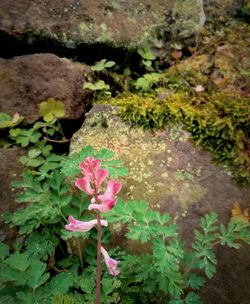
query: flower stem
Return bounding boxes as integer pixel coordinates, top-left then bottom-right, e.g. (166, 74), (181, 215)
(96, 212), (102, 304)
(93, 184), (102, 304)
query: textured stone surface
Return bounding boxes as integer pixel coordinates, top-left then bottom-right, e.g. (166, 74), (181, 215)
(70, 104), (250, 304)
(164, 21), (250, 97)
(0, 0), (242, 49)
(0, 147), (24, 243)
(0, 53), (93, 124)
(71, 104), (250, 214)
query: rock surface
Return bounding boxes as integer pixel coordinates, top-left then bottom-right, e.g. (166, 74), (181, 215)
(0, 147), (24, 244)
(165, 21), (250, 97)
(0, 0), (243, 49)
(0, 53), (93, 124)
(71, 104), (250, 215)
(70, 104), (250, 304)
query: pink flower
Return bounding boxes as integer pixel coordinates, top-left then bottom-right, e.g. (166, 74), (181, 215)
(75, 176), (94, 195)
(88, 198), (117, 213)
(80, 157), (101, 180)
(97, 180), (123, 202)
(94, 168), (109, 191)
(65, 215), (108, 232)
(101, 246), (120, 276)
(76, 157), (109, 195)
(89, 180), (122, 213)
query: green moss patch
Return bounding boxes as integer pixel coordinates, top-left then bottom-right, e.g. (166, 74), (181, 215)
(104, 92), (250, 184)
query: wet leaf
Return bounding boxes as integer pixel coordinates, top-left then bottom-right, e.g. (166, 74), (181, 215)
(231, 202), (249, 223)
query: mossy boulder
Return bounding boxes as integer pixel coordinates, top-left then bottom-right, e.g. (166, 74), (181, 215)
(0, 0), (243, 49)
(164, 21), (250, 96)
(70, 103), (250, 217)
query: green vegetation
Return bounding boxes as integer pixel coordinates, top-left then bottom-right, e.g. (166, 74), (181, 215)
(0, 17), (249, 304)
(105, 93), (250, 184)
(0, 100), (249, 303)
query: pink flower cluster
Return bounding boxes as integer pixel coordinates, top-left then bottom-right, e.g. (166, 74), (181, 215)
(75, 157), (122, 212)
(65, 157), (122, 276)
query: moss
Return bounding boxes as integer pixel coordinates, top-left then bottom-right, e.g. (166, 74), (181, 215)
(102, 92), (250, 185)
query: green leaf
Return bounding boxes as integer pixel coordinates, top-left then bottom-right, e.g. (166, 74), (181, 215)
(26, 260), (50, 289)
(95, 80), (110, 90)
(104, 60), (116, 68)
(9, 128), (42, 147)
(94, 148), (114, 160)
(184, 292), (202, 304)
(219, 221), (249, 248)
(186, 273), (206, 289)
(39, 98), (65, 122)
(0, 112), (24, 128)
(16, 291), (33, 304)
(28, 148), (41, 159)
(0, 243), (9, 260)
(134, 77), (149, 91)
(91, 59), (115, 71)
(138, 46), (156, 60)
(26, 230), (59, 260)
(49, 272), (74, 295)
(0, 295), (15, 304)
(9, 128), (21, 137)
(83, 82), (96, 90)
(7, 253), (30, 272)
(78, 276), (95, 294)
(101, 277), (115, 296)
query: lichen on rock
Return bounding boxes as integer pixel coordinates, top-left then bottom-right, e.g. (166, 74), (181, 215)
(70, 104), (250, 221)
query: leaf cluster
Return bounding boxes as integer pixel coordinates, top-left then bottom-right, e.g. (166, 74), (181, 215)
(0, 112), (24, 129)
(105, 201), (250, 303)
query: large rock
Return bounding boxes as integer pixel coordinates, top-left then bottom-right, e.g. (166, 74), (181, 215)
(0, 0), (243, 49)
(71, 104), (250, 215)
(0, 53), (93, 124)
(164, 21), (250, 97)
(0, 147), (24, 243)
(70, 104), (250, 304)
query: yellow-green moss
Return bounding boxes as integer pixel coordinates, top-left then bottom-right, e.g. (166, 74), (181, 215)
(101, 92), (250, 185)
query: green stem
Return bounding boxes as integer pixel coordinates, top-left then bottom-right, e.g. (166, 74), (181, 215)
(58, 242), (67, 258)
(77, 239), (84, 271)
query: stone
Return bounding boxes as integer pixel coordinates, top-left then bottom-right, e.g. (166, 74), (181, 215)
(71, 104), (250, 217)
(0, 53), (93, 124)
(164, 21), (250, 97)
(0, 0), (243, 49)
(70, 103), (250, 304)
(0, 147), (24, 244)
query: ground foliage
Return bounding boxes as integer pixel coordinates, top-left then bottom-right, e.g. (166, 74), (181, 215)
(0, 16), (250, 304)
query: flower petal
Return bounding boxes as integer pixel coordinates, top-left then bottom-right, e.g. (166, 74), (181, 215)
(80, 157), (101, 179)
(75, 176), (94, 195)
(98, 180), (122, 202)
(94, 168), (109, 191)
(101, 246), (120, 276)
(65, 216), (108, 232)
(88, 199), (117, 213)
